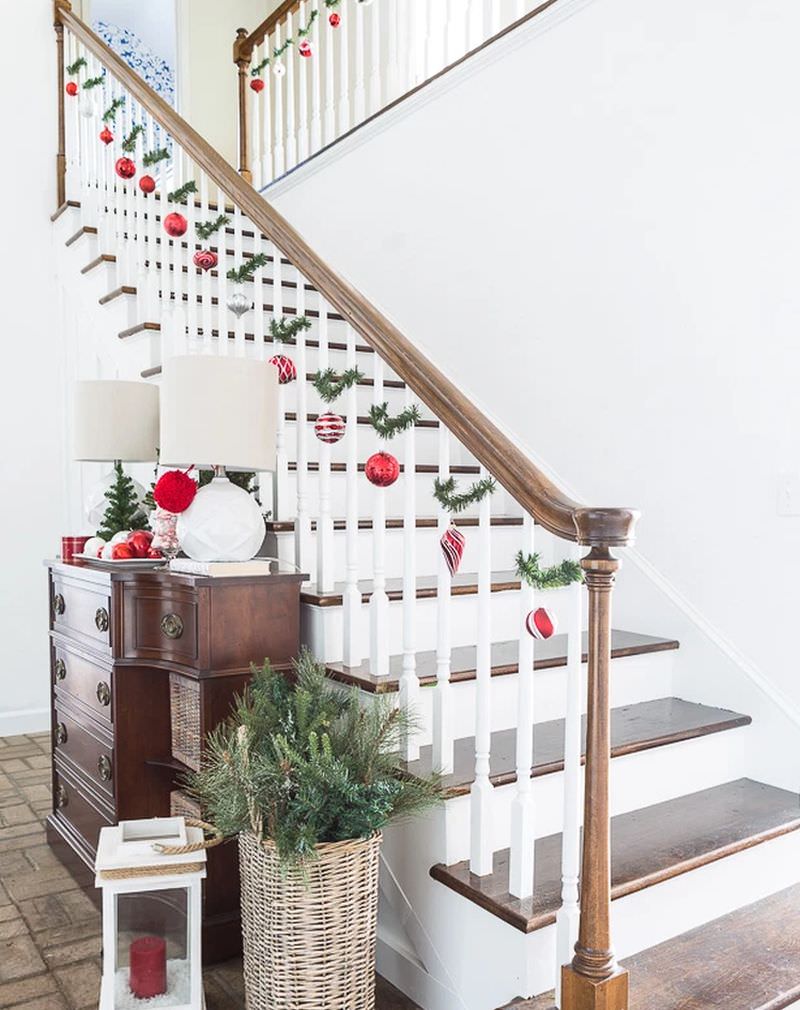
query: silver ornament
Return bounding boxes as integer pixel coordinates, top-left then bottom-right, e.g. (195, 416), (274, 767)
(227, 290), (251, 317)
(79, 96), (97, 119)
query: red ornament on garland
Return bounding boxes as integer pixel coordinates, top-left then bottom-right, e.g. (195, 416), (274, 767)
(314, 412), (346, 444)
(193, 249), (218, 271)
(250, 77), (266, 93)
(269, 354), (297, 385)
(153, 470), (197, 514)
(163, 211), (188, 237)
(298, 40), (313, 58)
(115, 156), (136, 180)
(525, 606), (558, 640)
(139, 174), (156, 194)
(66, 81), (78, 97)
(440, 523), (466, 576)
(99, 126), (114, 146)
(328, 11), (341, 27)
(365, 451), (400, 488)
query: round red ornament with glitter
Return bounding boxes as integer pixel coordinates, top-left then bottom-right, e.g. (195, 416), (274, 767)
(365, 451), (400, 488)
(153, 470), (197, 514)
(139, 174), (156, 194)
(193, 249), (218, 271)
(328, 11), (341, 27)
(115, 156), (136, 180)
(299, 40), (313, 58)
(269, 354), (297, 385)
(99, 126), (114, 145)
(250, 77), (265, 93)
(314, 413), (346, 444)
(163, 211), (188, 237)
(66, 81), (78, 97)
(525, 606), (558, 640)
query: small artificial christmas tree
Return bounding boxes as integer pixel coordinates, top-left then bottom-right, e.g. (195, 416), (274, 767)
(96, 461), (149, 539)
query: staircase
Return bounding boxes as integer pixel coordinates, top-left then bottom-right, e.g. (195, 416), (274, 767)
(50, 4), (800, 1010)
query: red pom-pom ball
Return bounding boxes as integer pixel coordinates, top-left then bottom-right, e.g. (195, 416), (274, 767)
(365, 451), (400, 488)
(329, 11), (341, 27)
(163, 212), (188, 237)
(193, 249), (218, 271)
(115, 156), (136, 180)
(139, 174), (156, 194)
(66, 81), (78, 97)
(153, 470), (197, 514)
(250, 78), (265, 93)
(269, 354), (297, 385)
(99, 126), (114, 145)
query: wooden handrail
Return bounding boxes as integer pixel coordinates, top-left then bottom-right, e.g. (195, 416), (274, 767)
(53, 5), (637, 550)
(233, 0), (303, 62)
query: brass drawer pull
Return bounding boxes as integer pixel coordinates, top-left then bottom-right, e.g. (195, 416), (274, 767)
(55, 783), (68, 809)
(95, 607), (109, 633)
(161, 613), (184, 640)
(53, 593), (65, 616)
(97, 755), (112, 782)
(96, 681), (111, 707)
(54, 659), (66, 682)
(55, 722), (67, 745)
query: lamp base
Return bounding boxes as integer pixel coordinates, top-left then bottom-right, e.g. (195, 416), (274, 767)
(84, 467), (146, 528)
(176, 477), (264, 562)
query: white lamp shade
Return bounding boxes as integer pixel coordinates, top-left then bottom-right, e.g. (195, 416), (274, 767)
(160, 356), (278, 471)
(73, 380), (160, 462)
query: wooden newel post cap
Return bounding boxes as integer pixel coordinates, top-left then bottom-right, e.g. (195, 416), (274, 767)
(573, 507), (640, 549)
(233, 28), (252, 63)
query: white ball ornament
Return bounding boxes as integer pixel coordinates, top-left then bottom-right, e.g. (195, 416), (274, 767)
(272, 60), (286, 77)
(83, 536), (106, 558)
(314, 413), (346, 444)
(101, 542), (116, 559)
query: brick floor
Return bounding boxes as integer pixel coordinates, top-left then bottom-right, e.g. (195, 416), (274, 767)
(0, 733), (419, 1010)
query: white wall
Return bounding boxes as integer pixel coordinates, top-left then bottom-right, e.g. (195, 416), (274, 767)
(90, 0), (176, 68)
(270, 0), (800, 706)
(0, 0), (65, 734)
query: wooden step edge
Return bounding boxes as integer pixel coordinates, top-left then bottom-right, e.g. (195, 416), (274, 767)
(120, 322), (161, 339)
(140, 364), (406, 387)
(81, 253), (115, 274)
(50, 200), (80, 222)
(65, 225), (97, 247)
(304, 569), (532, 608)
(267, 514), (519, 533)
(99, 285), (135, 305)
(283, 412), (438, 428)
(119, 322), (372, 355)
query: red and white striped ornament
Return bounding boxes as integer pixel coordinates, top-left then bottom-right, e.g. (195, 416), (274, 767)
(440, 524), (465, 577)
(298, 39), (313, 58)
(193, 249), (218, 271)
(269, 354), (297, 385)
(314, 412), (346, 444)
(525, 606), (558, 640)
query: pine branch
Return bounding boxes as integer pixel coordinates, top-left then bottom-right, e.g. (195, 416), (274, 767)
(273, 39), (292, 60)
(270, 316), (312, 344)
(298, 9), (319, 36)
(83, 75), (104, 90)
(432, 476), (496, 514)
(195, 214), (230, 241)
(311, 367), (363, 403)
(252, 56), (269, 76)
(143, 146), (170, 167)
(121, 123), (144, 154)
(368, 402), (421, 439)
(102, 96), (125, 123)
(226, 252), (269, 285)
(66, 57), (87, 75)
(515, 551), (583, 590)
(324, 0), (341, 7)
(167, 180), (198, 204)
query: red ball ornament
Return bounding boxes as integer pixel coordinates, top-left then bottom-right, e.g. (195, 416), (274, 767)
(163, 212), (188, 237)
(314, 412), (346, 444)
(139, 174), (156, 194)
(250, 77), (266, 93)
(99, 126), (114, 146)
(298, 40), (313, 58)
(153, 470), (197, 514)
(525, 606), (558, 640)
(269, 354), (297, 385)
(328, 11), (341, 27)
(365, 451), (400, 488)
(115, 156), (136, 180)
(193, 249), (218, 271)
(66, 81), (78, 96)
(440, 523), (466, 576)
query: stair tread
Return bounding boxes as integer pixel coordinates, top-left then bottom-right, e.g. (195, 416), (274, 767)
(432, 778), (795, 934)
(267, 514), (521, 534)
(413, 697), (748, 798)
(326, 629), (678, 693)
(302, 566), (516, 605)
(502, 881), (800, 1009)
(119, 320), (374, 354)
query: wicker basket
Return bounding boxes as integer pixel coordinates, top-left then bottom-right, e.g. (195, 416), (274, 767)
(238, 830), (382, 1010)
(169, 673), (201, 770)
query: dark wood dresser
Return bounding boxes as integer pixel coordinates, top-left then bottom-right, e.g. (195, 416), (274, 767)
(45, 559), (305, 962)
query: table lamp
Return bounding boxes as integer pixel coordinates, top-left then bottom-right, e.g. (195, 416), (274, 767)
(159, 355), (278, 562)
(73, 380), (160, 525)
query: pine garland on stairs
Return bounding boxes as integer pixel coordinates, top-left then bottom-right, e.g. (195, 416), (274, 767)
(227, 252), (270, 285)
(142, 146), (170, 167)
(433, 476), (496, 514)
(367, 402), (421, 439)
(102, 97), (125, 123)
(515, 550), (583, 589)
(195, 214), (230, 241)
(167, 180), (198, 204)
(121, 124), (145, 153)
(312, 367), (364, 403)
(66, 56), (87, 75)
(270, 316), (312, 343)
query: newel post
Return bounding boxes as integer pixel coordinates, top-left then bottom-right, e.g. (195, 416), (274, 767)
(561, 508), (638, 1010)
(54, 0), (71, 207)
(233, 28), (253, 184)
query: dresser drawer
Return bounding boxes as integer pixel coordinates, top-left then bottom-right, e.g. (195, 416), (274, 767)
(53, 704), (114, 800)
(121, 585), (198, 666)
(51, 575), (112, 655)
(53, 644), (113, 725)
(52, 760), (115, 858)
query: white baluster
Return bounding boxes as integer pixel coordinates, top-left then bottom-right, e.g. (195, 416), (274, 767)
(316, 298), (335, 592)
(143, 115), (159, 320)
(272, 248), (289, 519)
(323, 0), (336, 144)
(342, 322), (362, 666)
(386, 0), (400, 101)
(272, 25), (286, 177)
(400, 386), (419, 761)
(555, 549), (584, 1009)
(185, 159), (199, 345)
(489, 0), (501, 36)
(515, 0), (526, 21)
(297, 2), (310, 163)
(171, 151), (187, 355)
(232, 204), (246, 354)
(309, 0), (323, 152)
(367, 0), (381, 115)
(369, 355), (390, 679)
(509, 512), (536, 898)
(285, 10), (297, 171)
(260, 41), (274, 186)
(338, 0), (351, 135)
(467, 0), (484, 49)
(198, 172), (213, 349)
(433, 426), (453, 774)
(294, 270), (312, 580)
(405, 1), (419, 88)
(112, 78), (126, 290)
(122, 89), (137, 286)
(353, 1), (366, 124)
(252, 231), (265, 353)
(215, 185), (228, 356)
(250, 50), (262, 191)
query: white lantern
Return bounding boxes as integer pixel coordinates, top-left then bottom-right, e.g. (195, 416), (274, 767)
(95, 818), (207, 1010)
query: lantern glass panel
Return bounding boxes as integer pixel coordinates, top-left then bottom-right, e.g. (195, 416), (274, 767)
(114, 887), (191, 1008)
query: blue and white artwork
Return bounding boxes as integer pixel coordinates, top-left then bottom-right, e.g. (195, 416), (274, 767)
(93, 19), (176, 107)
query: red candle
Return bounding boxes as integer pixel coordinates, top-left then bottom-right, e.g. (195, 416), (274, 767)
(61, 535), (89, 562)
(129, 936), (167, 999)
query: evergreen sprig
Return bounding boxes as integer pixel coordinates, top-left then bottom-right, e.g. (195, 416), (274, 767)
(515, 551), (583, 590)
(96, 461), (149, 540)
(433, 476), (496, 514)
(312, 367), (363, 403)
(324, 0), (341, 7)
(102, 96), (125, 123)
(66, 57), (87, 75)
(368, 402), (421, 439)
(298, 9), (319, 36)
(121, 123), (145, 153)
(252, 56), (269, 77)
(143, 146), (170, 167)
(270, 316), (312, 343)
(167, 180), (198, 204)
(226, 252), (269, 284)
(195, 214), (230, 241)
(83, 75), (104, 90)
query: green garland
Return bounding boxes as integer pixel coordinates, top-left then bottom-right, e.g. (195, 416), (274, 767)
(195, 214), (230, 241)
(368, 402), (421, 439)
(121, 123), (145, 154)
(83, 75), (104, 90)
(167, 180), (198, 204)
(251, 8), (320, 75)
(226, 252), (269, 284)
(324, 0), (341, 7)
(270, 316), (312, 343)
(297, 8), (319, 36)
(66, 57), (87, 75)
(142, 146), (170, 167)
(515, 551), (583, 590)
(102, 96), (125, 123)
(433, 476), (496, 514)
(312, 367), (363, 403)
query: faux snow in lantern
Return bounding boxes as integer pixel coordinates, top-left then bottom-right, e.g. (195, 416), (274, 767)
(95, 817), (207, 1010)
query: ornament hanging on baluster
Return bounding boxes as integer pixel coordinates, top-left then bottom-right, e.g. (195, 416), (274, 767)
(227, 289), (252, 318)
(440, 523), (466, 577)
(269, 354), (298, 384)
(314, 413), (346, 444)
(272, 59), (286, 77)
(365, 451), (400, 488)
(250, 77), (265, 93)
(193, 249), (218, 271)
(115, 156), (136, 180)
(99, 126), (114, 146)
(139, 175), (156, 194)
(163, 211), (188, 237)
(328, 11), (341, 27)
(79, 96), (96, 119)
(66, 81), (79, 97)
(298, 40), (313, 58)
(525, 606), (558, 640)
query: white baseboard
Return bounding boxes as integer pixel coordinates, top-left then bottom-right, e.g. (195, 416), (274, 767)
(0, 707), (50, 738)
